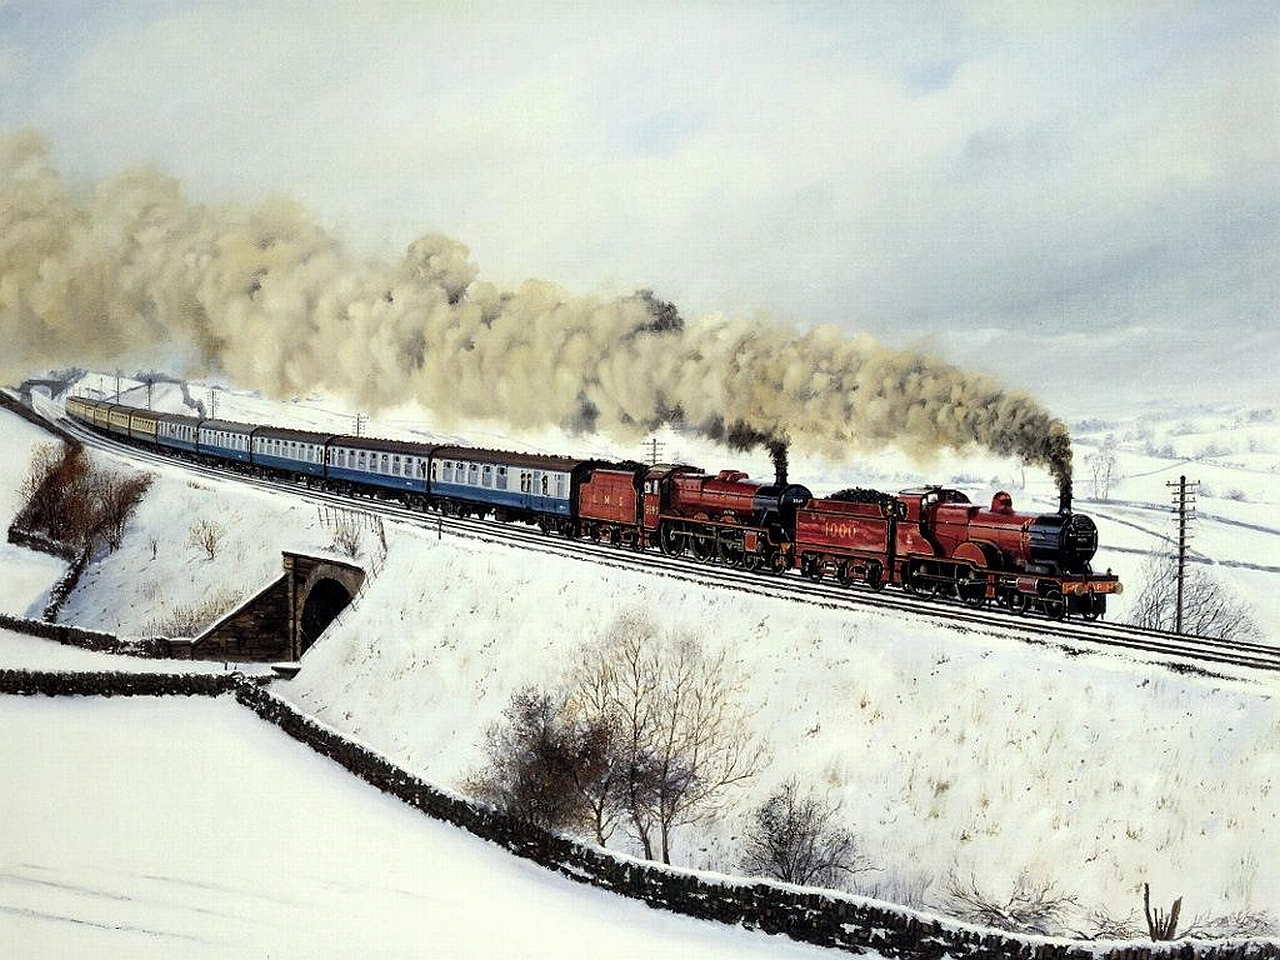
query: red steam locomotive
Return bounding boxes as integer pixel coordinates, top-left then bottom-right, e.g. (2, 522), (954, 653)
(577, 463), (1120, 619)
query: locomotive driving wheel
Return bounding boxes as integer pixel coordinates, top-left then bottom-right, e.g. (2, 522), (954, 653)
(659, 523), (684, 558)
(692, 534), (716, 563)
(1082, 593), (1104, 621)
(958, 570), (987, 608)
(1042, 589), (1067, 621)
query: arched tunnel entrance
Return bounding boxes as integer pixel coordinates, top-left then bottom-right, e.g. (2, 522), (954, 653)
(298, 578), (353, 655)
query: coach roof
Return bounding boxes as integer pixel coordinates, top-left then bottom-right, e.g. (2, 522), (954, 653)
(331, 435), (438, 457)
(198, 418), (256, 435)
(254, 425), (336, 444)
(431, 445), (585, 472)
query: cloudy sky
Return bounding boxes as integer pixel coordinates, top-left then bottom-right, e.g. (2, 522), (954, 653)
(1, 0), (1276, 415)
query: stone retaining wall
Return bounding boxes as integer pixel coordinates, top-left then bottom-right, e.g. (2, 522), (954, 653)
(0, 669), (239, 697)
(0, 612), (171, 657)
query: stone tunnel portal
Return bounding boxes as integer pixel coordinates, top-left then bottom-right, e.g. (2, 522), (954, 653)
(298, 578), (353, 655)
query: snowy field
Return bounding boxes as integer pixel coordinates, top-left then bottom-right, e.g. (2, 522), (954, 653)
(3, 385), (1279, 940)
(0, 694), (829, 959)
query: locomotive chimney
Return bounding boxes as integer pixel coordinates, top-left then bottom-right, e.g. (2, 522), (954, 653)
(1059, 482), (1072, 514)
(768, 439), (788, 486)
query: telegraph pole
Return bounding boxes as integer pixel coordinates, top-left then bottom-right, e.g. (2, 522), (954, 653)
(114, 370), (122, 401)
(355, 413), (366, 437)
(208, 387), (218, 419)
(1166, 475), (1198, 634)
(646, 437), (664, 466)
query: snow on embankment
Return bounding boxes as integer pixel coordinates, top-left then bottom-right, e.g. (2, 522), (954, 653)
(278, 523), (1280, 926)
(54, 463), (323, 638)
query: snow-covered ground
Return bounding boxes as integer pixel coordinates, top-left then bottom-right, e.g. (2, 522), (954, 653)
(5, 383), (1279, 942)
(0, 694), (830, 959)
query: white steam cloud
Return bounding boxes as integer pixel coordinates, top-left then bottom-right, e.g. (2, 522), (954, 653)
(0, 130), (1072, 494)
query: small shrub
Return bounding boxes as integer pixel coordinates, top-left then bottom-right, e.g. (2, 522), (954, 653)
(943, 872), (1080, 936)
(464, 687), (602, 831)
(142, 587), (243, 637)
(189, 518), (225, 560)
(739, 778), (870, 889)
(330, 520), (362, 558)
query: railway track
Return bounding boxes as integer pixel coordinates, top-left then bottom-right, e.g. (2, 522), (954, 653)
(31, 397), (1280, 677)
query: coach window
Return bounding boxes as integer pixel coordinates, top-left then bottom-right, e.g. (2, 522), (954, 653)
(556, 474), (565, 498)
(541, 474), (549, 496)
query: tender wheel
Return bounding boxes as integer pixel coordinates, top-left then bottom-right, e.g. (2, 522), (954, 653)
(837, 561), (857, 587)
(801, 555), (823, 582)
(866, 562), (886, 591)
(1043, 589), (1067, 621)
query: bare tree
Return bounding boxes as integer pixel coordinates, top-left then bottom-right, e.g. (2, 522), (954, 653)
(575, 610), (764, 864)
(17, 443), (149, 552)
(464, 688), (581, 830)
(1085, 435), (1121, 500)
(576, 611), (663, 858)
(563, 652), (628, 846)
(739, 778), (871, 888)
(92, 472), (153, 550)
(189, 518), (225, 560)
(648, 634), (764, 864)
(18, 441), (90, 542)
(465, 687), (615, 834)
(1127, 550), (1262, 640)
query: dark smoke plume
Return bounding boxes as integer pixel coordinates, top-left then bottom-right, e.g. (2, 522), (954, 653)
(0, 131), (1073, 496)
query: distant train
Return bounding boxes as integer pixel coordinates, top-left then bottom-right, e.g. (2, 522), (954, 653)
(65, 396), (1122, 620)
